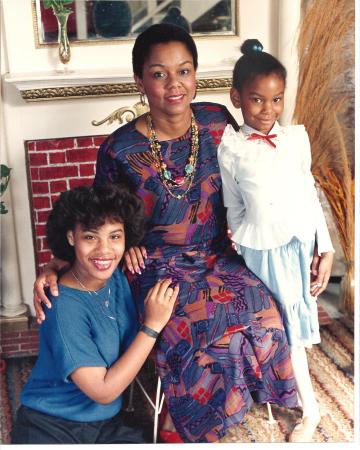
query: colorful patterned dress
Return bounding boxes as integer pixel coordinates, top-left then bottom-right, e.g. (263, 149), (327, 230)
(95, 102), (298, 442)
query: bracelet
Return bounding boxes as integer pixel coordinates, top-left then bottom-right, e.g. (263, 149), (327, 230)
(140, 324), (159, 339)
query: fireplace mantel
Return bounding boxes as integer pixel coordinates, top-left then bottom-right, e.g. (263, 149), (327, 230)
(4, 67), (233, 102)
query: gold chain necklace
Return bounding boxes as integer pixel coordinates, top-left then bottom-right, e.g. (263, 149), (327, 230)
(146, 112), (199, 200)
(71, 270), (115, 320)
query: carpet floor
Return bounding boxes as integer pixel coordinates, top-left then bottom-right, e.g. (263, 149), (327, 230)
(0, 316), (354, 444)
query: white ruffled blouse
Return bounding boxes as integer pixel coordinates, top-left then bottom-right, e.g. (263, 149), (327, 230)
(217, 122), (334, 254)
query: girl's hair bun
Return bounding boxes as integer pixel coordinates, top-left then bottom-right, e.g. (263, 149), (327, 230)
(241, 39), (263, 55)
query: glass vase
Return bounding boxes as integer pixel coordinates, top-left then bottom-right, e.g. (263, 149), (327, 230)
(54, 10), (72, 66)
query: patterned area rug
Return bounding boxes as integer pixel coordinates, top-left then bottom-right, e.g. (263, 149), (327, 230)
(0, 317), (354, 444)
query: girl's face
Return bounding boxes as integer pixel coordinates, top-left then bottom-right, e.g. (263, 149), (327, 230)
(231, 73), (285, 135)
(134, 41), (196, 120)
(67, 220), (125, 290)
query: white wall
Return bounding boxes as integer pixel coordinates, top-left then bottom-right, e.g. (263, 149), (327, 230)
(0, 0), (301, 315)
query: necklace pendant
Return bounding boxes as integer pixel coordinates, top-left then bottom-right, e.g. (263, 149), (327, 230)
(163, 169), (172, 180)
(184, 163), (194, 175)
(147, 111), (199, 200)
(175, 176), (185, 185)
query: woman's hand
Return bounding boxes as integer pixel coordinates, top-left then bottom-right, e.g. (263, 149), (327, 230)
(310, 249), (334, 297)
(33, 258), (67, 324)
(143, 278), (179, 332)
(33, 268), (59, 324)
(123, 246), (147, 275)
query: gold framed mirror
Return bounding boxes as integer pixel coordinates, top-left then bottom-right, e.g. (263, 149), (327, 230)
(33, 0), (238, 46)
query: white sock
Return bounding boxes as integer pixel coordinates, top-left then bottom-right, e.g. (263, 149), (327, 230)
(290, 345), (320, 419)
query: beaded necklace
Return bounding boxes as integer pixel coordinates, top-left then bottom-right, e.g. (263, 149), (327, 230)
(71, 270), (116, 320)
(146, 112), (199, 200)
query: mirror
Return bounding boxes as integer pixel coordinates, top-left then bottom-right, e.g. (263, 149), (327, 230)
(34, 0), (237, 44)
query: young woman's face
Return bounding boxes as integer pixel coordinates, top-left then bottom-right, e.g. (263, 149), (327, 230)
(134, 41), (196, 120)
(232, 73), (285, 135)
(67, 220), (125, 290)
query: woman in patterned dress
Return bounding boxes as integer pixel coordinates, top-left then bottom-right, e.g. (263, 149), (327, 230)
(34, 24), (298, 443)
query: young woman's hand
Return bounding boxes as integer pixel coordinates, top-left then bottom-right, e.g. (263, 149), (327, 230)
(143, 278), (179, 332)
(123, 246), (147, 275)
(310, 250), (334, 297)
(71, 278), (179, 405)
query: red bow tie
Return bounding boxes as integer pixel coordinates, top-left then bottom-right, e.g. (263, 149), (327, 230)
(247, 133), (277, 148)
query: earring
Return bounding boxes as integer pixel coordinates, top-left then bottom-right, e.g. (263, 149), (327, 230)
(140, 92), (146, 106)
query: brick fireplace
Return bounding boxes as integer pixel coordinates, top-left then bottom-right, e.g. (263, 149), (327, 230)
(26, 135), (107, 272)
(1, 134), (110, 357)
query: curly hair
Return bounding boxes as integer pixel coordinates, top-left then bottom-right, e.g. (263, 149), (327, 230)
(46, 183), (145, 263)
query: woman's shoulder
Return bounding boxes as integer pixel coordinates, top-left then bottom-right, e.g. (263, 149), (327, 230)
(192, 101), (225, 113)
(51, 285), (89, 311)
(192, 102), (238, 127)
(100, 117), (146, 154)
(41, 287), (89, 332)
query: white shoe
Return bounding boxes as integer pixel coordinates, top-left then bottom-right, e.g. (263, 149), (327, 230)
(288, 416), (321, 443)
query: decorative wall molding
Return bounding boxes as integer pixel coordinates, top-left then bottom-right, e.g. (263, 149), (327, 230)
(20, 78), (232, 102)
(22, 83), (139, 102)
(4, 70), (233, 102)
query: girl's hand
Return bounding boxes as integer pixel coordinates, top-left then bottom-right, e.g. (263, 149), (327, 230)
(143, 278), (179, 332)
(33, 268), (59, 324)
(123, 246), (147, 275)
(310, 251), (334, 297)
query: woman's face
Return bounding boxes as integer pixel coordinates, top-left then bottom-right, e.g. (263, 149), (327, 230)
(135, 41), (196, 120)
(67, 220), (125, 290)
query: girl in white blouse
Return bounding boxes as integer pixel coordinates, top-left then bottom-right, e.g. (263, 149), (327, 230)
(218, 39), (334, 443)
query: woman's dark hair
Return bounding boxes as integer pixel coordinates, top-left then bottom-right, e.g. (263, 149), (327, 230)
(232, 39), (287, 91)
(46, 183), (145, 263)
(132, 23), (198, 78)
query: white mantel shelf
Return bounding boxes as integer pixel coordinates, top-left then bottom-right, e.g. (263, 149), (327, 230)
(4, 67), (233, 102)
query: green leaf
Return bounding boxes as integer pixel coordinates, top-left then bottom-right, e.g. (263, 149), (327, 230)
(43, 0), (73, 10)
(0, 164), (11, 177)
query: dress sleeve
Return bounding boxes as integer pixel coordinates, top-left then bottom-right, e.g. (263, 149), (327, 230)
(218, 137), (246, 253)
(301, 129), (335, 254)
(94, 137), (121, 186)
(218, 133), (242, 207)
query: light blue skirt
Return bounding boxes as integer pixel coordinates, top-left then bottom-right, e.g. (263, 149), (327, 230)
(240, 236), (320, 348)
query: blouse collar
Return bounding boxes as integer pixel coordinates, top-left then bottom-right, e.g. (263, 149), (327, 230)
(241, 121), (281, 136)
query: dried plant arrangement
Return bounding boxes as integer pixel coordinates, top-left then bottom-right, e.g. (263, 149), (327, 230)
(293, 0), (355, 313)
